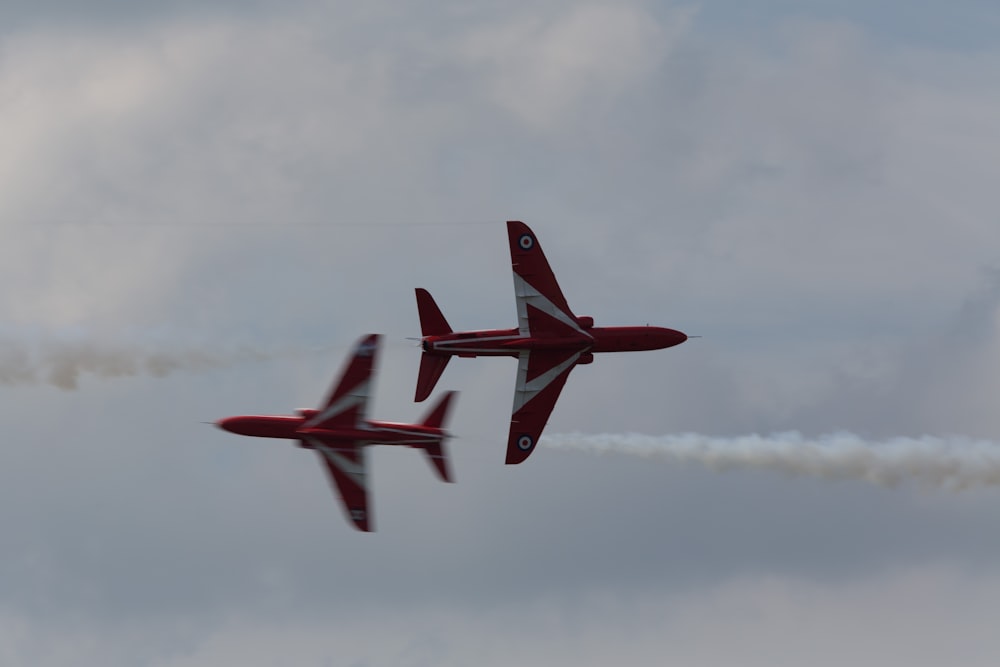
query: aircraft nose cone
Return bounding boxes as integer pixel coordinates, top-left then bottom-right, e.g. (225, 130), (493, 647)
(666, 328), (687, 347)
(648, 327), (686, 349)
(216, 417), (238, 433)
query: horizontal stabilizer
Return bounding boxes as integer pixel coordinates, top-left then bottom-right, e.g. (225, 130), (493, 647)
(415, 351), (451, 402)
(420, 391), (457, 482)
(422, 441), (452, 482)
(421, 390), (457, 429)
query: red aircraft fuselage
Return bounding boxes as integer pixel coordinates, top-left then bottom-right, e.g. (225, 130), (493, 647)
(217, 411), (447, 449)
(421, 325), (687, 359)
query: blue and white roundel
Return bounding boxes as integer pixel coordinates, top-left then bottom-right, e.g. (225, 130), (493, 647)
(517, 434), (534, 451)
(518, 234), (534, 250)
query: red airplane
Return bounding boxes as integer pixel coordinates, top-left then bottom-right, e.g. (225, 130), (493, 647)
(414, 220), (687, 465)
(217, 333), (456, 532)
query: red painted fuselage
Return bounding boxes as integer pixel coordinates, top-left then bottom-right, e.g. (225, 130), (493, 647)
(422, 325), (687, 358)
(217, 413), (447, 448)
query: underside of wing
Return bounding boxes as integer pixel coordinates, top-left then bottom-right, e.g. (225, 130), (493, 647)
(507, 221), (591, 340)
(506, 348), (582, 464)
(308, 334), (379, 430)
(313, 440), (372, 531)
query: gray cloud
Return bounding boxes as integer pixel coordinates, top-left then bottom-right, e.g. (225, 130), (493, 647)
(157, 566), (1000, 666)
(777, 270), (1000, 439)
(1, 1), (1000, 664)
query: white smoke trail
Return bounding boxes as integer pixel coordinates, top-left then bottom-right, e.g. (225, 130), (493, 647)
(0, 339), (312, 390)
(540, 432), (1000, 490)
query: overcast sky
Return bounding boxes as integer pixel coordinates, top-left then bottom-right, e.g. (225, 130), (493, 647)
(2, 1), (1000, 664)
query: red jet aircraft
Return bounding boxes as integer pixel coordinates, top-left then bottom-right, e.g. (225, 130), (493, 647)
(217, 333), (456, 532)
(414, 220), (687, 465)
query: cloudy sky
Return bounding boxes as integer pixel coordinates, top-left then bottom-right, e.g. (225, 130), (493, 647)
(2, 1), (1000, 664)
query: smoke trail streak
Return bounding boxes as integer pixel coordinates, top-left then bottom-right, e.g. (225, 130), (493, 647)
(0, 340), (312, 390)
(540, 432), (1000, 490)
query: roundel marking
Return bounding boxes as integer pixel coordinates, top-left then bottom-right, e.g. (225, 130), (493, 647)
(518, 233), (535, 250)
(517, 434), (534, 451)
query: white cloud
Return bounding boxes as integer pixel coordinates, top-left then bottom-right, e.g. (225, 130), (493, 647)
(0, 16), (443, 329)
(456, 4), (694, 128)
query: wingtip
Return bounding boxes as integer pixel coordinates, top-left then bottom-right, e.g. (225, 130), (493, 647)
(505, 445), (533, 465)
(506, 220), (529, 233)
(352, 515), (374, 532)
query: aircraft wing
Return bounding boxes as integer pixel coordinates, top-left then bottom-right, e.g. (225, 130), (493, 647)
(507, 221), (592, 339)
(307, 333), (379, 430)
(312, 440), (372, 532)
(506, 348), (584, 464)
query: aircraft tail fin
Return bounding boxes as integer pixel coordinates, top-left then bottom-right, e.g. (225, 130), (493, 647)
(419, 391), (457, 482)
(415, 288), (452, 336)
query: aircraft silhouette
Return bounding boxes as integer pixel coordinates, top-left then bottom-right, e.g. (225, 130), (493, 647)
(218, 334), (456, 531)
(414, 220), (686, 464)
